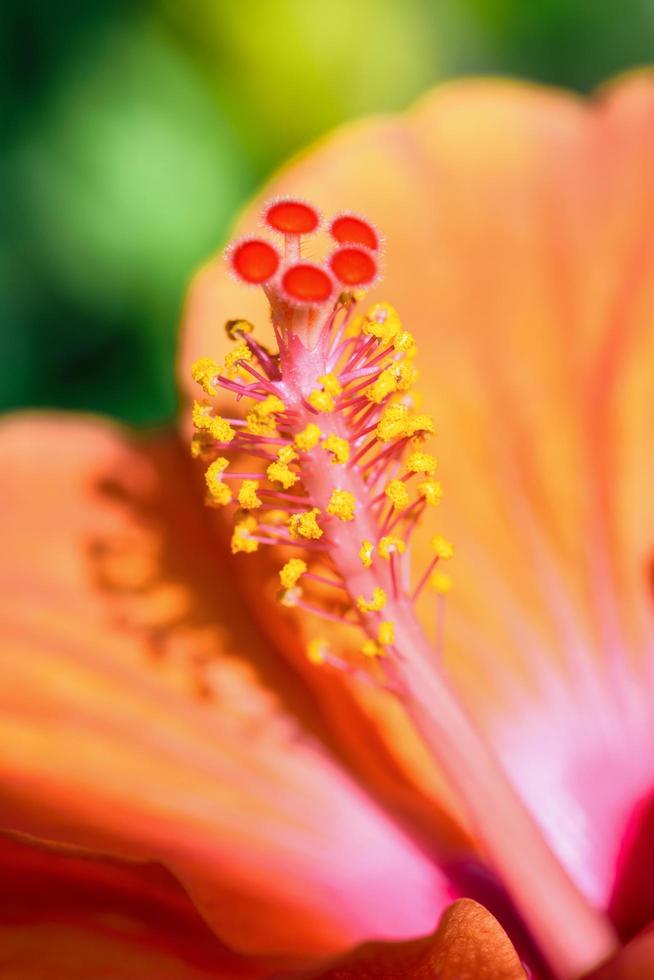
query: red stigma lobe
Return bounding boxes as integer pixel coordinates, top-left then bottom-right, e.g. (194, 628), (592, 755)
(330, 214), (379, 251)
(231, 239), (280, 284)
(282, 263), (334, 303)
(329, 246), (377, 286)
(266, 200), (320, 235)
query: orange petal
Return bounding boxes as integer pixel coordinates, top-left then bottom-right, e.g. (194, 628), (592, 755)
(314, 899), (527, 979)
(0, 412), (452, 959)
(0, 833), (263, 979)
(178, 73), (654, 913)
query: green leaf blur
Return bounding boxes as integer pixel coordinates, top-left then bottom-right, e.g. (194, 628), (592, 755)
(2, 0), (653, 423)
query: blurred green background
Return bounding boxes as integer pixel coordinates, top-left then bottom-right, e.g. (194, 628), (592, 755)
(2, 0), (653, 425)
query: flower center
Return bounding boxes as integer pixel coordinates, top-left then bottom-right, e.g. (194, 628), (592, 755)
(190, 197), (617, 980)
(194, 201), (446, 665)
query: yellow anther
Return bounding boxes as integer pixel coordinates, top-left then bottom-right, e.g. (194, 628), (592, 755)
(237, 480), (262, 510)
(407, 413), (435, 437)
(407, 451), (437, 475)
(266, 460), (298, 490)
(205, 458), (231, 505)
(246, 411), (276, 437)
(385, 479), (410, 510)
(432, 534), (454, 560)
(260, 394), (286, 415)
(277, 445), (298, 464)
(378, 535), (406, 560)
(191, 357), (220, 396)
(231, 516), (259, 554)
(289, 508), (323, 540)
(322, 434), (350, 464)
(378, 621), (395, 646)
(362, 302), (402, 344)
(327, 488), (356, 521)
(225, 318), (254, 339)
(210, 417), (237, 443)
(365, 366), (398, 404)
(224, 342), (253, 378)
(359, 540), (374, 568)
(245, 394), (286, 435)
(308, 389), (335, 413)
(393, 330), (416, 354)
(393, 361), (418, 391)
(295, 423), (322, 451)
(246, 412), (276, 436)
(279, 557), (307, 589)
(318, 373), (342, 397)
(375, 403), (410, 442)
(418, 479), (443, 506)
(192, 402), (236, 443)
(357, 587), (387, 613)
(190, 432), (214, 460)
(361, 639), (382, 658)
(206, 481), (232, 506)
(208, 456), (229, 476)
(386, 403), (410, 420)
(431, 570), (453, 594)
(307, 638), (328, 665)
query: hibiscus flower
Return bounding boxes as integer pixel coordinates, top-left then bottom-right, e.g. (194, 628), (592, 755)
(2, 72), (654, 979)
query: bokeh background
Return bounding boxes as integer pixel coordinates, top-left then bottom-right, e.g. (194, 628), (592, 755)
(3, 0), (653, 425)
